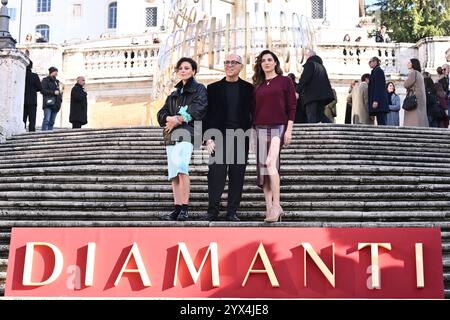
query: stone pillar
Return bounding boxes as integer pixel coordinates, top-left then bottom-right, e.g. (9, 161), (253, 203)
(0, 49), (29, 141)
(0, 0), (28, 142)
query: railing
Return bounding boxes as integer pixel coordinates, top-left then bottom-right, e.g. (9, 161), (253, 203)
(63, 45), (160, 80)
(317, 42), (417, 77)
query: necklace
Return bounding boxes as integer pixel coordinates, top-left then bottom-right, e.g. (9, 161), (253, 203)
(266, 76), (277, 86)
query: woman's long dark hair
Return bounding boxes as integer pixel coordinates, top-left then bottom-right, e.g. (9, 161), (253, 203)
(386, 81), (396, 93)
(252, 50), (283, 87)
(410, 58), (421, 72)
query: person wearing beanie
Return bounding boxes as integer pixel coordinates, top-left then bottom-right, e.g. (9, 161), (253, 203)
(41, 67), (62, 131)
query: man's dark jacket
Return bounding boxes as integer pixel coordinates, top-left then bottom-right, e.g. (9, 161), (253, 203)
(70, 83), (88, 125)
(297, 55), (334, 106)
(41, 76), (62, 111)
(204, 77), (254, 135)
(24, 67), (42, 105)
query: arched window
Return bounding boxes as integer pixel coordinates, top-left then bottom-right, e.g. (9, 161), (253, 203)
(37, 0), (51, 13)
(311, 0), (324, 19)
(108, 2), (118, 29)
(36, 24), (50, 42)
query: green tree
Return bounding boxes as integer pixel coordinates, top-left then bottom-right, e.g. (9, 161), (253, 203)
(370, 0), (450, 43)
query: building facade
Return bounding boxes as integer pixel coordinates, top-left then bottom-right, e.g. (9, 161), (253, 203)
(7, 0), (364, 45)
(7, 0), (166, 44)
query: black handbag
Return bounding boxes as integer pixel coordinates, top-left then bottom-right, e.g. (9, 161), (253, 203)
(402, 92), (417, 111)
(45, 96), (56, 107)
(402, 71), (418, 111)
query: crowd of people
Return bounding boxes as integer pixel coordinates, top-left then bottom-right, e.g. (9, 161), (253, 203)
(345, 59), (449, 128)
(23, 63), (88, 131)
(154, 47), (448, 224)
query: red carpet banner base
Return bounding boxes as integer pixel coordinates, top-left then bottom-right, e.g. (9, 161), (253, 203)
(5, 227), (444, 298)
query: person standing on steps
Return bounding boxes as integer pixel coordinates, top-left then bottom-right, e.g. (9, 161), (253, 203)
(252, 50), (297, 223)
(41, 67), (63, 131)
(202, 54), (254, 222)
(69, 77), (88, 129)
(297, 49), (334, 124)
(403, 58), (428, 128)
(351, 74), (373, 125)
(23, 61), (42, 132)
(385, 81), (400, 126)
(368, 57), (389, 125)
(157, 57), (208, 221)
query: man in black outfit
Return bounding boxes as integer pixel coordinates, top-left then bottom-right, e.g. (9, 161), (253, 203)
(203, 53), (254, 221)
(298, 49), (334, 123)
(70, 76), (88, 129)
(23, 61), (42, 132)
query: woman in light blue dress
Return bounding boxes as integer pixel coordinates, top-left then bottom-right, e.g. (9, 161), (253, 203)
(157, 58), (208, 221)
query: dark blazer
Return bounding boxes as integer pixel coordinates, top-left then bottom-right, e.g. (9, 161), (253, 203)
(24, 68), (42, 105)
(157, 77), (208, 146)
(70, 83), (88, 125)
(368, 65), (389, 114)
(438, 76), (449, 95)
(297, 55), (334, 106)
(204, 77), (253, 134)
(41, 76), (63, 111)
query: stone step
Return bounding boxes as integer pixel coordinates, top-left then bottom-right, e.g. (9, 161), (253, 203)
(9, 127), (449, 141)
(0, 259), (6, 273)
(1, 137), (449, 151)
(0, 220), (448, 228)
(2, 175), (450, 185)
(8, 124), (450, 140)
(2, 152), (450, 165)
(1, 165), (450, 177)
(2, 148), (450, 163)
(1, 200), (450, 211)
(443, 244), (450, 253)
(1, 158), (450, 170)
(1, 210), (449, 221)
(1, 190), (449, 201)
(2, 144), (450, 159)
(0, 245), (8, 256)
(4, 133), (450, 148)
(1, 183), (450, 193)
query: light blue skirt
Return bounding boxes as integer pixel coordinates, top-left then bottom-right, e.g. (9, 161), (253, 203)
(166, 141), (194, 180)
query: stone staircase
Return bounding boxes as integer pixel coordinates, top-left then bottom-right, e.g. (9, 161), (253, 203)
(0, 124), (449, 298)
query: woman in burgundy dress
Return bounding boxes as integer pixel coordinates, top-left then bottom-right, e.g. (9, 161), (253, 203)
(252, 50), (297, 222)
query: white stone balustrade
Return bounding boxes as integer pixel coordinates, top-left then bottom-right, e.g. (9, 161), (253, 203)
(317, 42), (417, 78)
(317, 37), (449, 78)
(64, 45), (160, 81)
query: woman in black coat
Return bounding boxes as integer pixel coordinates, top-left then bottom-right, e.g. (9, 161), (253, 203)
(69, 77), (88, 129)
(157, 57), (208, 221)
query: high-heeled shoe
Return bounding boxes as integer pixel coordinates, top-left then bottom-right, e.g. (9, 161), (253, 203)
(264, 206), (284, 223)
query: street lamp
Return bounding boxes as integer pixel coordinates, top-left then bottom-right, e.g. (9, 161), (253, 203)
(0, 0), (17, 48)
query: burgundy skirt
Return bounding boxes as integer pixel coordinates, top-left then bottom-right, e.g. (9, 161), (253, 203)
(255, 125), (286, 188)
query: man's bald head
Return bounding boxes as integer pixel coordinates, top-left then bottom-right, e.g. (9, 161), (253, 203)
(224, 53), (242, 64)
(77, 76), (86, 86)
(223, 53), (243, 81)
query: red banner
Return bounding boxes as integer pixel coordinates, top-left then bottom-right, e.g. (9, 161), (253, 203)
(5, 227), (444, 298)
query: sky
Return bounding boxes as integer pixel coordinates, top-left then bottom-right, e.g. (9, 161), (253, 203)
(366, 0), (379, 4)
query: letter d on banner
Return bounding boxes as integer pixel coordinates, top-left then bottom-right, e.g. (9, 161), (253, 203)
(22, 242), (64, 286)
